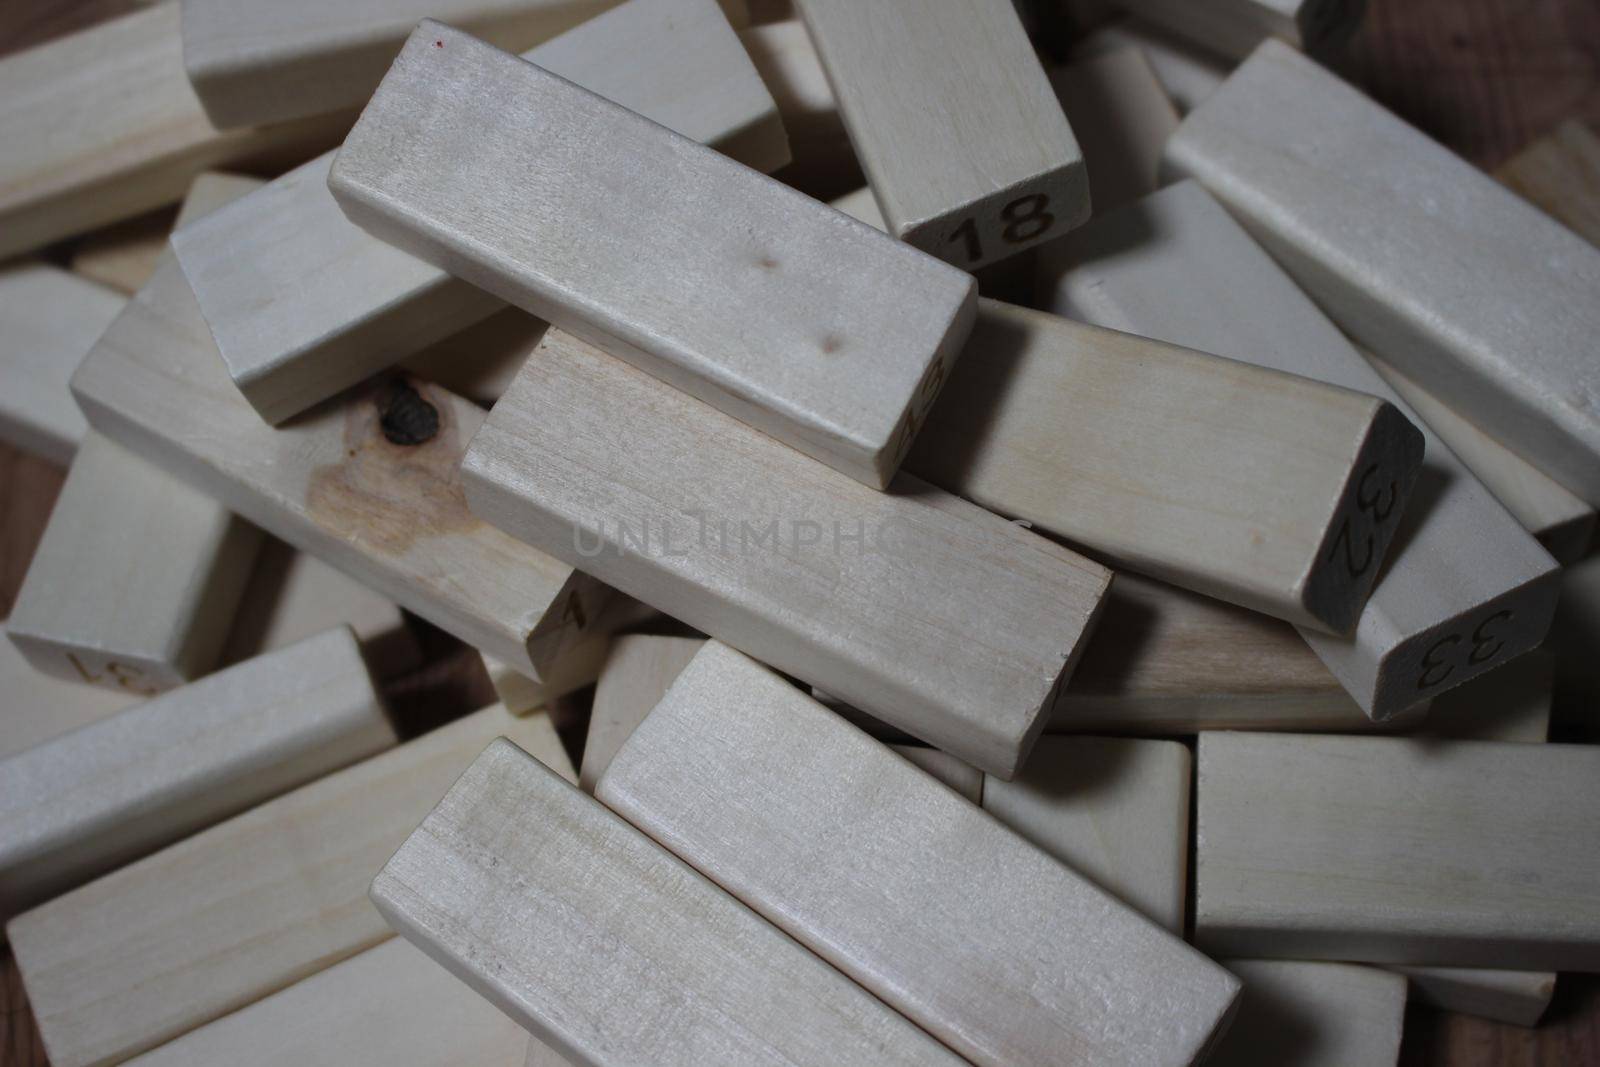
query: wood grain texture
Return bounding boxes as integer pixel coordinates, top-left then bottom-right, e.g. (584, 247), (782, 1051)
(463, 329), (1112, 778)
(598, 641), (1239, 1067)
(6, 432), (263, 694)
(0, 627), (394, 923)
(794, 0), (1088, 267)
(332, 22), (969, 489)
(1394, 967), (1555, 1028)
(1043, 178), (1561, 720)
(890, 745), (982, 804)
(1212, 959), (1406, 1067)
(1195, 732), (1600, 970)
(1495, 119), (1600, 248)
(579, 635), (704, 792)
(0, 628), (141, 761)
(1072, 19), (1232, 114)
(1164, 40), (1600, 506)
(1115, 0), (1366, 59)
(1050, 46), (1181, 214)
(174, 0), (790, 428)
(373, 737), (965, 1067)
(6, 706), (573, 1067)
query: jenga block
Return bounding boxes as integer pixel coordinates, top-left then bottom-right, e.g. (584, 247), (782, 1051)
(1072, 19), (1231, 114)
(1210, 960), (1405, 1067)
(736, 19), (859, 194)
(0, 628), (141, 761)
(1390, 966), (1555, 1027)
(579, 635), (705, 792)
(1049, 47), (1180, 214)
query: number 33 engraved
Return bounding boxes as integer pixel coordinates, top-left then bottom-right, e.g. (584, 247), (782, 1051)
(1416, 609), (1513, 691)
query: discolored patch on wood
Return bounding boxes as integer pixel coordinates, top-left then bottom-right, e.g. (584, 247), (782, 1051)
(379, 380), (440, 445)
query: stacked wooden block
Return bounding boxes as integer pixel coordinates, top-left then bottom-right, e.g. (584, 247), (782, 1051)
(1, 0), (1597, 1064)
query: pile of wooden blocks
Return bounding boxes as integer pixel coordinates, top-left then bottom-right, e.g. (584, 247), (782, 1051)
(2, 0), (1598, 1064)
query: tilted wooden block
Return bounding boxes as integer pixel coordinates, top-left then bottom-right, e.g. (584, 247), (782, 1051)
(1195, 732), (1600, 970)
(1164, 41), (1600, 506)
(373, 738), (965, 1067)
(7, 432), (264, 694)
(793, 0), (1087, 268)
(1072, 19), (1231, 114)
(1210, 960), (1406, 1067)
(175, 0), (789, 427)
(1115, 0), (1365, 59)
(482, 593), (662, 715)
(0, 627), (394, 924)
(1495, 119), (1600, 248)
(1043, 179), (1560, 719)
(580, 635), (705, 792)
(0, 629), (141, 762)
(1049, 47), (1180, 215)
(597, 642), (1241, 1067)
(7, 706), (573, 1067)
(463, 329), (1111, 778)
(1390, 966), (1555, 1028)
(736, 18), (859, 195)
(0, 2), (347, 261)
(71, 258), (607, 685)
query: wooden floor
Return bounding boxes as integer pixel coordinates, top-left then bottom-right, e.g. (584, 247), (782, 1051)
(2, 0), (1599, 1064)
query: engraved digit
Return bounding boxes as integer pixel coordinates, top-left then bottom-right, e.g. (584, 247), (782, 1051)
(1417, 633), (1459, 690)
(1469, 609), (1513, 665)
(1000, 194), (1054, 244)
(66, 652), (104, 684)
(1355, 463), (1398, 522)
(1327, 516), (1373, 579)
(948, 217), (982, 264)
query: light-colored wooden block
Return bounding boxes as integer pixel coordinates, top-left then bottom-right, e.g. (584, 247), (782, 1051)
(332, 23), (968, 489)
(1211, 960), (1406, 1067)
(481, 592), (662, 715)
(1043, 179), (1561, 719)
(890, 745), (982, 804)
(1164, 41), (1600, 506)
(399, 308), (549, 406)
(736, 18), (858, 192)
(1495, 119), (1600, 248)
(8, 705), (573, 1067)
(580, 635), (705, 792)
(180, 0), (621, 129)
(0, 264), (126, 466)
(1073, 19), (1232, 114)
(1115, 0), (1365, 60)
(1195, 731), (1600, 970)
(373, 737), (965, 1067)
(0, 627), (394, 924)
(462, 330), (1112, 778)
(1390, 966), (1555, 1027)
(794, 0), (1087, 268)
(174, 0), (790, 431)
(71, 257), (606, 686)
(0, 2), (348, 262)
(7, 432), (263, 694)
(1419, 650), (1552, 744)
(0, 628), (141, 761)
(597, 643), (1240, 1067)
(1050, 47), (1181, 214)
(981, 736), (1189, 933)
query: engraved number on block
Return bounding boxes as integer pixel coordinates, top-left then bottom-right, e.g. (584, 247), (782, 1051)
(1327, 463), (1400, 579)
(66, 651), (160, 695)
(946, 194), (1057, 265)
(1416, 609), (1515, 691)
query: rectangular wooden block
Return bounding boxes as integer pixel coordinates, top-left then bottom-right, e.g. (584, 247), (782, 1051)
(1049, 46), (1181, 215)
(1195, 732), (1600, 970)
(462, 329), (1112, 778)
(70, 257), (605, 685)
(1072, 19), (1231, 114)
(1165, 40), (1600, 506)
(1496, 119), (1600, 248)
(580, 634), (705, 792)
(6, 432), (264, 695)
(7, 705), (573, 1067)
(794, 0), (1088, 267)
(1211, 960), (1406, 1067)
(1117, 0), (1366, 59)
(1391, 966), (1555, 1027)
(332, 21), (972, 489)
(1043, 178), (1561, 719)
(373, 737), (965, 1067)
(0, 628), (141, 761)
(0, 627), (394, 923)
(175, 0), (789, 427)
(597, 642), (1241, 1067)
(736, 18), (859, 196)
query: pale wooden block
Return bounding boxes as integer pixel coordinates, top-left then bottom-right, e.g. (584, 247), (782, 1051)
(180, 0), (620, 129)
(736, 19), (858, 188)
(0, 627), (394, 924)
(399, 308), (549, 406)
(0, 2), (348, 261)
(126, 938), (533, 1067)
(794, 0), (1088, 267)
(1391, 965), (1555, 1027)
(1165, 41), (1600, 506)
(1366, 350), (1595, 564)
(1419, 650), (1552, 743)
(1073, 19), (1232, 114)
(981, 736), (1189, 932)
(1195, 732), (1600, 969)
(462, 330), (1112, 778)
(1495, 119), (1600, 248)
(71, 257), (605, 685)
(0, 629), (140, 761)
(175, 0), (789, 430)
(890, 745), (982, 803)
(1212, 960), (1406, 1067)
(373, 737), (965, 1067)
(1115, 0), (1365, 59)
(1043, 179), (1561, 719)
(7, 432), (263, 694)
(597, 642), (1240, 1067)
(483, 593), (665, 715)
(8, 705), (574, 1067)
(332, 23), (968, 489)
(580, 635), (705, 792)
(1050, 47), (1181, 214)
(0, 264), (126, 466)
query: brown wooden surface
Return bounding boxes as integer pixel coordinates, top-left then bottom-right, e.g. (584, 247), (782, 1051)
(2, 0), (1598, 1063)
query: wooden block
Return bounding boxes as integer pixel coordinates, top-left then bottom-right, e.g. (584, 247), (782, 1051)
(1495, 119), (1600, 248)
(580, 635), (705, 792)
(125, 938), (533, 1066)
(399, 308), (549, 406)
(981, 736), (1189, 932)
(1390, 966), (1555, 1027)
(332, 23), (968, 488)
(736, 19), (859, 194)
(0, 264), (126, 466)
(597, 642), (1240, 1066)
(462, 329), (1112, 777)
(8, 705), (573, 1067)
(793, 0), (1088, 268)
(174, 0), (790, 430)
(1195, 731), (1600, 969)
(1073, 19), (1231, 114)
(180, 0), (621, 129)
(1419, 650), (1552, 743)
(0, 627), (394, 923)
(890, 745), (982, 803)
(1043, 179), (1561, 719)
(0, 628), (141, 761)
(482, 592), (662, 715)
(0, 2), (349, 262)
(1115, 0), (1365, 59)
(71, 258), (605, 685)
(7, 432), (264, 694)
(1164, 41), (1600, 506)
(1211, 960), (1406, 1067)
(373, 737), (965, 1067)
(1049, 47), (1181, 214)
